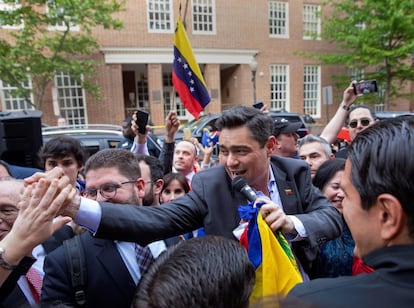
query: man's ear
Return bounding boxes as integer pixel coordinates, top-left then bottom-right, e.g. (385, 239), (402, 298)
(377, 193), (407, 242)
(153, 179), (164, 195)
(266, 136), (277, 154)
(136, 178), (146, 199)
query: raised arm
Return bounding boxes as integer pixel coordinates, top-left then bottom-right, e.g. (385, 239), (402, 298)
(0, 179), (72, 286)
(320, 82), (359, 144)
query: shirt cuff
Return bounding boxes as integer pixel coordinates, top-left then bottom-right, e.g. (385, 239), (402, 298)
(130, 140), (149, 155)
(74, 197), (102, 234)
(286, 215), (308, 241)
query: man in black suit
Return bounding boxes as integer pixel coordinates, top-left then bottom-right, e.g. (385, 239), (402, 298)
(285, 116), (414, 307)
(41, 149), (169, 307)
(33, 106), (342, 278)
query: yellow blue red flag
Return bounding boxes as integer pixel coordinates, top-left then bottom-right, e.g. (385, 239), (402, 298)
(238, 201), (303, 302)
(173, 16), (211, 119)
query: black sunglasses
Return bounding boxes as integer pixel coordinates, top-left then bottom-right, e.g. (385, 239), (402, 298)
(349, 118), (371, 128)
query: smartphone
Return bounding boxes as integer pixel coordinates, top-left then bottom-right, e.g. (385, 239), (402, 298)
(183, 127), (192, 140)
(353, 80), (378, 95)
(252, 102), (264, 109)
(136, 110), (149, 134)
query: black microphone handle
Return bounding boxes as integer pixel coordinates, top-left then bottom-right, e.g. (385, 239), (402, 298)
(240, 185), (257, 202)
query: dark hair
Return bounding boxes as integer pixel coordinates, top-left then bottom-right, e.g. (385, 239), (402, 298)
(134, 236), (255, 308)
(312, 158), (346, 191)
(161, 172), (190, 194)
(84, 148), (141, 180)
(348, 104), (376, 123)
(215, 106), (274, 147)
(348, 116), (414, 238)
(122, 116), (133, 128)
(38, 136), (85, 168)
(136, 154), (164, 182)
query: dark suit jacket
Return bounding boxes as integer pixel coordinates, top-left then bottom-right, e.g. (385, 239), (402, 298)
(41, 231), (137, 307)
(0, 225), (75, 307)
(95, 156), (342, 273)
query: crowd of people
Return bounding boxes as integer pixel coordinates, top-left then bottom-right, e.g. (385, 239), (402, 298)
(1, 81), (414, 307)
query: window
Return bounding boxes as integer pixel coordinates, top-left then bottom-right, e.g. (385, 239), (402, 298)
(349, 68), (364, 82)
(303, 4), (320, 39)
(47, 1), (79, 31)
(192, 0), (215, 34)
(270, 65), (290, 110)
(269, 1), (288, 38)
(54, 72), (87, 125)
(137, 75), (149, 112)
(0, 79), (34, 111)
(0, 0), (22, 29)
(163, 73), (187, 119)
(147, 0), (173, 33)
(303, 65), (321, 117)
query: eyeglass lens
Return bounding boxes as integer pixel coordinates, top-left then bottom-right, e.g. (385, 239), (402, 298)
(349, 118), (370, 128)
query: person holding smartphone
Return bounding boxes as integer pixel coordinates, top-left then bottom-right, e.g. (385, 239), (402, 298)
(320, 82), (377, 159)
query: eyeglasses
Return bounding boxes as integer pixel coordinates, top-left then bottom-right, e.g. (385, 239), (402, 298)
(349, 118), (371, 129)
(0, 206), (18, 220)
(84, 180), (136, 200)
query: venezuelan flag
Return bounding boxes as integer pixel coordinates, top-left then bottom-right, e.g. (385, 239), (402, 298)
(238, 202), (303, 303)
(172, 16), (211, 119)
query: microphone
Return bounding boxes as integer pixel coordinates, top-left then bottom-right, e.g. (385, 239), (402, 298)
(232, 176), (257, 202)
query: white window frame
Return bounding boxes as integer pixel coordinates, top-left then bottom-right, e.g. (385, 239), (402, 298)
(270, 64), (290, 111)
(303, 4), (321, 40)
(163, 73), (190, 120)
(303, 65), (321, 118)
(146, 0), (174, 33)
(46, 1), (79, 32)
(54, 72), (88, 125)
(269, 1), (289, 39)
(191, 0), (216, 35)
(0, 78), (34, 111)
(0, 0), (23, 30)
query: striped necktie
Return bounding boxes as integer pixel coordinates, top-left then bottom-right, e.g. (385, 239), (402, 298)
(26, 267), (43, 303)
(134, 244), (155, 274)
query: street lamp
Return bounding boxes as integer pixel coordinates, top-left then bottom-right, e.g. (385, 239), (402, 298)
(249, 59), (258, 104)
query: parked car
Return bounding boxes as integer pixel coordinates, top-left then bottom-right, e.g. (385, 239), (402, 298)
(42, 124), (162, 158)
(375, 111), (414, 120)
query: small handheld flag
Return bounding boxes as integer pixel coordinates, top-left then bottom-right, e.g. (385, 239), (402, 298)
(201, 128), (219, 147)
(237, 201), (303, 302)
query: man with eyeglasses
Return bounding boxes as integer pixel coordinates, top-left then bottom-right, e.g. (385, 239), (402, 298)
(0, 179), (75, 307)
(335, 105), (376, 159)
(41, 149), (169, 307)
(320, 82), (376, 159)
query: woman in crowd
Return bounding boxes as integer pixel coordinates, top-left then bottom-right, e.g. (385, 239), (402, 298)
(160, 172), (190, 203)
(312, 158), (354, 278)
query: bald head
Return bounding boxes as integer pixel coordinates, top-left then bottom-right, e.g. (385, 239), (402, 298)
(0, 179), (24, 207)
(173, 140), (198, 176)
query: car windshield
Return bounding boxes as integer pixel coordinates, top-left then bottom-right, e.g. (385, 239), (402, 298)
(178, 115), (208, 132)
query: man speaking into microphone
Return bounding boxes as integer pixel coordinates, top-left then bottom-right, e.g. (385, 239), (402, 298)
(31, 106), (342, 281)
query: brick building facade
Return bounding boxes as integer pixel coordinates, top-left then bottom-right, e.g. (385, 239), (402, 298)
(1, 0), (412, 127)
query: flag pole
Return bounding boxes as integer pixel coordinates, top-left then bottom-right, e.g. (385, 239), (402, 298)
(182, 0), (189, 28)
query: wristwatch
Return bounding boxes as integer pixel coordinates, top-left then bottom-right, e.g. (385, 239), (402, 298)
(0, 246), (17, 270)
(341, 102), (351, 111)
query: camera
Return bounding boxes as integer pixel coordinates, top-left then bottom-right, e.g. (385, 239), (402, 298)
(252, 102), (264, 109)
(353, 80), (378, 95)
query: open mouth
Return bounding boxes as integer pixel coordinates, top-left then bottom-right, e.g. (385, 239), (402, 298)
(231, 171), (246, 178)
